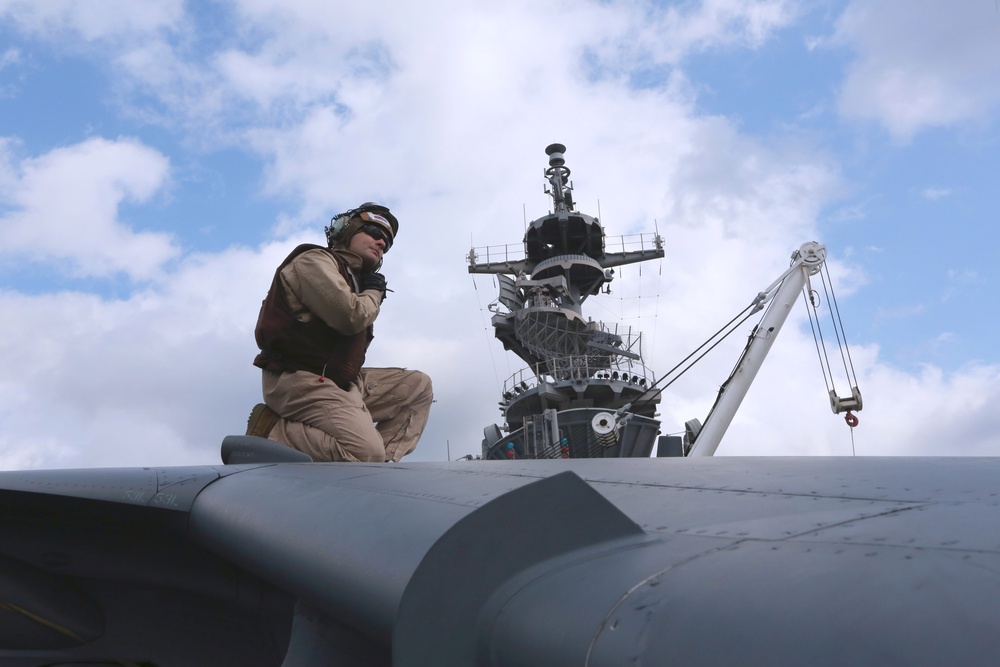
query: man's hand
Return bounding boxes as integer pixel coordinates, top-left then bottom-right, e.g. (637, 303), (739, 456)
(360, 271), (387, 301)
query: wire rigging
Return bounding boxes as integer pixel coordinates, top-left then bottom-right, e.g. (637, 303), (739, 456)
(626, 299), (762, 419)
(648, 218), (664, 355)
(822, 264), (859, 387)
(804, 261), (861, 412)
(802, 260), (863, 454)
(471, 274), (504, 396)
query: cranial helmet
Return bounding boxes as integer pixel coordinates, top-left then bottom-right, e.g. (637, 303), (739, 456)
(325, 202), (399, 249)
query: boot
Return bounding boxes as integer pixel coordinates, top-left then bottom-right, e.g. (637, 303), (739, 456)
(246, 403), (280, 438)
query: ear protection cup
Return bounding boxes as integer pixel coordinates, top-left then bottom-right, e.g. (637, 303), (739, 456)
(325, 214), (355, 247)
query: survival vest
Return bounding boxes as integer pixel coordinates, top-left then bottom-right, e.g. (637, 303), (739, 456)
(253, 244), (373, 389)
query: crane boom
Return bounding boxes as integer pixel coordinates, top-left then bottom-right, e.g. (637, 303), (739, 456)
(687, 242), (827, 457)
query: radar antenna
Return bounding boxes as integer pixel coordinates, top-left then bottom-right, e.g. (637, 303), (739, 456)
(544, 143), (574, 214)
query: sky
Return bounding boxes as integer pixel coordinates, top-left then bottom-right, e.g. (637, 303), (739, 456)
(1, 0), (999, 470)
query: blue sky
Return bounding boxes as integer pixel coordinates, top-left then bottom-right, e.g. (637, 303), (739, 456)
(2, 0), (1000, 469)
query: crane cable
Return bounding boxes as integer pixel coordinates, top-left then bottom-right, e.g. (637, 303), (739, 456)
(803, 261), (862, 452)
(634, 249), (815, 411)
(700, 291), (784, 423)
(804, 268), (857, 401)
(631, 257), (863, 447)
(626, 298), (764, 418)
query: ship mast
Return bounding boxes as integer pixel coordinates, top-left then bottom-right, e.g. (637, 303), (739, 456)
(468, 144), (665, 459)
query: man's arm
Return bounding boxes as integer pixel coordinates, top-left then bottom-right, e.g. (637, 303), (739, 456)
(283, 249), (381, 334)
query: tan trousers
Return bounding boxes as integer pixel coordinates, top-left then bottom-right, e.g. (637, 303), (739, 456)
(262, 367), (433, 462)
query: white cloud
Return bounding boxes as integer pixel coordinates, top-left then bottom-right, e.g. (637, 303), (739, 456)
(662, 0), (799, 53)
(0, 242), (287, 469)
(0, 137), (179, 280)
(946, 268), (978, 285)
(40, 0), (802, 153)
(851, 361), (1000, 456)
(1, 0), (1000, 471)
(875, 303), (925, 325)
(711, 333), (1000, 457)
(0, 47), (20, 69)
(0, 137), (18, 196)
(0, 0), (183, 42)
(920, 187), (953, 201)
(832, 0), (1000, 141)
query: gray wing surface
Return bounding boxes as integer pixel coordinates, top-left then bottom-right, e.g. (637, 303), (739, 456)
(1, 456), (999, 665)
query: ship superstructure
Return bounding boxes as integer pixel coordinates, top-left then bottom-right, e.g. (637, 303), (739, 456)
(469, 144), (665, 459)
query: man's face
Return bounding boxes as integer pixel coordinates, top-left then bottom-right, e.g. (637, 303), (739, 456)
(347, 225), (389, 271)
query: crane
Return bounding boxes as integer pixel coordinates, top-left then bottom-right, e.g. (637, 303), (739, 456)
(686, 241), (862, 457)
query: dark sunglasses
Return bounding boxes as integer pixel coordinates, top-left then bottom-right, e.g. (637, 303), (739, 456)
(360, 223), (393, 251)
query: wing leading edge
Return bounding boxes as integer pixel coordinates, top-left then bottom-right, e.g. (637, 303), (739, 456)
(1, 456), (999, 665)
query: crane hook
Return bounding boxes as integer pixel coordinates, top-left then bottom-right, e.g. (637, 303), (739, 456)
(845, 411), (859, 428)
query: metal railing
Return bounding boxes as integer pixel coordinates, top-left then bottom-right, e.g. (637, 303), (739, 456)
(500, 356), (657, 398)
(467, 243), (526, 269)
(469, 233), (662, 271)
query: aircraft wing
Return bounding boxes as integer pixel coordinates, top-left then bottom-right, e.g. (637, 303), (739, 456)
(2, 453), (999, 665)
